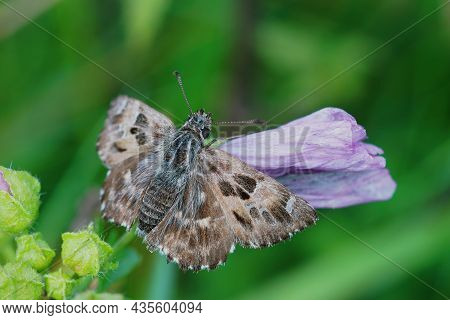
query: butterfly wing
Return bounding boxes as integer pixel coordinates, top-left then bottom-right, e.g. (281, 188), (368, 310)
(143, 173), (235, 270)
(97, 95), (175, 168)
(100, 154), (141, 229)
(98, 96), (174, 228)
(203, 149), (318, 248)
(144, 148), (317, 270)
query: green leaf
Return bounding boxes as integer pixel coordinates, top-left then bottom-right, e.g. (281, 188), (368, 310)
(0, 166), (40, 234)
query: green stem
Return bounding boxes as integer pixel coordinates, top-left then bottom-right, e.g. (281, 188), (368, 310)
(148, 254), (177, 299)
(113, 229), (137, 255)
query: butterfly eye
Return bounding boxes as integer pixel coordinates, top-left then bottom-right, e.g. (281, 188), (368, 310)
(201, 127), (210, 138)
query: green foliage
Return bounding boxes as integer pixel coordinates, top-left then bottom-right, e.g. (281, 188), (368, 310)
(1, 0), (449, 299)
(0, 263), (44, 300)
(0, 167), (124, 299)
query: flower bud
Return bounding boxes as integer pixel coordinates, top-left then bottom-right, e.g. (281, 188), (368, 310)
(61, 225), (116, 277)
(0, 262), (44, 299)
(45, 267), (75, 300)
(16, 233), (55, 271)
(0, 231), (15, 263)
(0, 167), (41, 234)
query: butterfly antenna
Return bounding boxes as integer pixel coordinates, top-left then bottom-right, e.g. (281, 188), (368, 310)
(173, 71), (193, 114)
(214, 119), (266, 125)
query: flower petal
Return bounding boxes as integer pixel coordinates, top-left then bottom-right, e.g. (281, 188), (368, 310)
(220, 108), (386, 176)
(277, 169), (396, 208)
(0, 170), (11, 195)
(220, 107), (396, 208)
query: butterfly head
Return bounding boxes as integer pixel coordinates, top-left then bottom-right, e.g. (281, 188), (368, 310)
(183, 109), (212, 140)
(173, 71), (212, 140)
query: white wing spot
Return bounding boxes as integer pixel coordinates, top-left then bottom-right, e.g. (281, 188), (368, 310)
(199, 191), (205, 203)
(286, 196), (295, 213)
(123, 170), (132, 183)
(197, 217), (211, 227)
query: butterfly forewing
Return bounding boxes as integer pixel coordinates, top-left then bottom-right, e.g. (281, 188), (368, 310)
(97, 95), (174, 168)
(143, 148), (317, 270)
(98, 96), (174, 228)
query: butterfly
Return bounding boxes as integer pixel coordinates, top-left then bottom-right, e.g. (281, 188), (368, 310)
(97, 72), (318, 271)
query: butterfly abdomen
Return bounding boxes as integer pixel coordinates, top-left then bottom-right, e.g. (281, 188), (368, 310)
(138, 184), (176, 234)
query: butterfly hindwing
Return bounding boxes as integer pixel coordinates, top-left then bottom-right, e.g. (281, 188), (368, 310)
(201, 149), (318, 248)
(97, 95), (175, 168)
(143, 174), (235, 270)
(143, 148), (317, 270)
(98, 96), (174, 228)
(100, 155), (141, 229)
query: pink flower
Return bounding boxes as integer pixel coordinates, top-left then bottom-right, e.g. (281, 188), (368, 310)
(0, 170), (11, 195)
(220, 108), (396, 208)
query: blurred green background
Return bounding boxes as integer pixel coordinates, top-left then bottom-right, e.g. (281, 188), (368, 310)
(1, 0), (449, 299)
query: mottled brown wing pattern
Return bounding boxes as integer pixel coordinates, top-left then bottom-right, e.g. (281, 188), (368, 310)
(97, 95), (174, 168)
(100, 155), (141, 229)
(143, 148), (317, 270)
(202, 149), (318, 249)
(98, 95), (174, 228)
(144, 175), (235, 270)
(98, 95), (317, 271)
